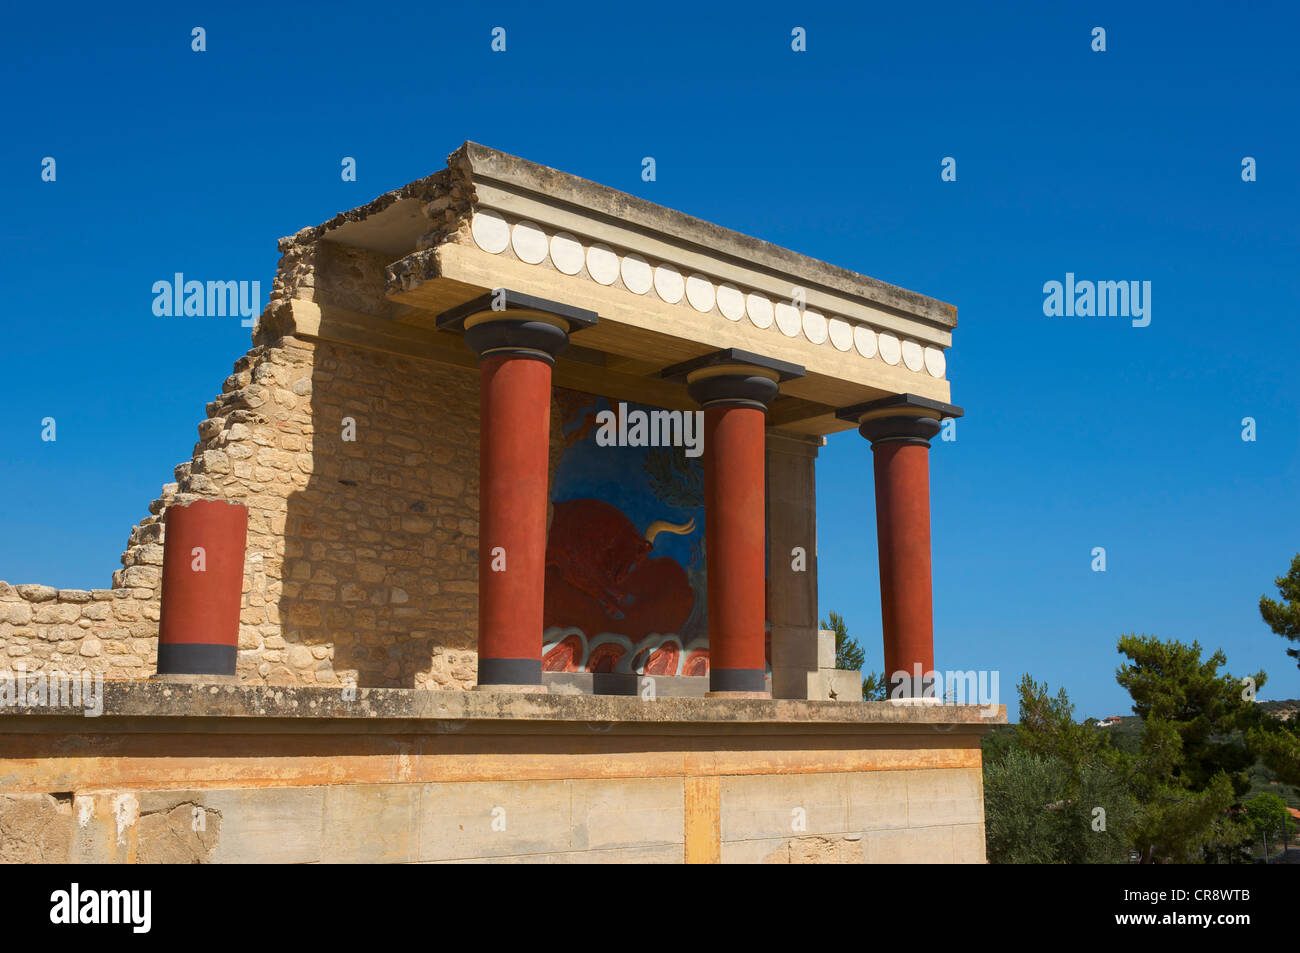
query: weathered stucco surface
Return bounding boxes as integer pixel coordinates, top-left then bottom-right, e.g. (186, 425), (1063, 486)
(0, 685), (998, 864)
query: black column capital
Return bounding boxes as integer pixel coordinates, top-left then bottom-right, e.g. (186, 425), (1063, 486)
(436, 289), (597, 365)
(836, 393), (964, 447)
(661, 348), (805, 411)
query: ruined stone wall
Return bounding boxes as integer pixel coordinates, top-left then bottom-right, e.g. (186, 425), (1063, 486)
(0, 167), (551, 689)
(200, 333), (487, 689)
(0, 583), (158, 680)
(0, 330), (564, 689)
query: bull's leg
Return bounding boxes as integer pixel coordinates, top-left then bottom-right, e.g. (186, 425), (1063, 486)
(599, 588), (629, 619)
(561, 569), (630, 619)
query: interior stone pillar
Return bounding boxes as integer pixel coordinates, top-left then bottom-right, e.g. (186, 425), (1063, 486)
(766, 432), (826, 699)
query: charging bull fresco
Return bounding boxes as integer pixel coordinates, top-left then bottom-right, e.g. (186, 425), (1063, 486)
(543, 389), (709, 676)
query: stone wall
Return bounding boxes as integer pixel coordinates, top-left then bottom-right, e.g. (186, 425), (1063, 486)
(0, 767), (985, 864)
(0, 330), (563, 689)
(0, 584), (158, 680)
(0, 685), (997, 864)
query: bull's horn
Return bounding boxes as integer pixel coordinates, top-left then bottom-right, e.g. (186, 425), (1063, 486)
(644, 517), (695, 545)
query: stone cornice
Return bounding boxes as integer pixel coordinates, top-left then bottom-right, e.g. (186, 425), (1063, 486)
(270, 142), (957, 409)
(457, 142), (957, 332)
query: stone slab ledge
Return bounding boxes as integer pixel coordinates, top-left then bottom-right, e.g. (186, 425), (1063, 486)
(0, 682), (1005, 735)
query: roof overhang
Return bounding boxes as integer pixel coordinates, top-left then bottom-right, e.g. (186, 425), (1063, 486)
(263, 142), (959, 437)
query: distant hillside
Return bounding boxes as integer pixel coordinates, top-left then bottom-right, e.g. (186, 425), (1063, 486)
(1259, 699), (1299, 722)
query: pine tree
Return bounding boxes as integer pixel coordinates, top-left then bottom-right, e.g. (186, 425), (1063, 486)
(1260, 553), (1300, 671)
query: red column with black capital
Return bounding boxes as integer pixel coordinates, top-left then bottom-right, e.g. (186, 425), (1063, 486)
(475, 348), (555, 686)
(669, 350), (805, 697)
(838, 394), (963, 699)
(437, 290), (597, 689)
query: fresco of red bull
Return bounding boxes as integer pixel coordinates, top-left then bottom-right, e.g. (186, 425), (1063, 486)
(543, 389), (709, 675)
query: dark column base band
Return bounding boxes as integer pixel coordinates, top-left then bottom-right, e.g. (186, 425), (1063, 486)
(888, 672), (938, 700)
(157, 643), (236, 677)
(709, 667), (768, 693)
(477, 657), (543, 686)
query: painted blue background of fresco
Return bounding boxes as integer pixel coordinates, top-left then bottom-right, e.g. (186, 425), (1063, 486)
(552, 392), (704, 577)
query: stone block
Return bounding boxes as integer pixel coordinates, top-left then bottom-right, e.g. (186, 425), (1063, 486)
(771, 666), (819, 700)
(569, 778), (684, 851)
(823, 668), (863, 702)
(769, 625), (819, 670)
(68, 792), (137, 864)
(863, 825), (956, 863)
(0, 793), (74, 863)
(720, 772), (849, 842)
(721, 833), (865, 864)
(952, 822), (987, 863)
(417, 780), (573, 861)
(816, 629), (837, 670)
(320, 783), (419, 863)
(134, 791), (222, 863)
(845, 770), (910, 831)
(434, 844), (683, 864)
(205, 787), (324, 863)
(15, 585), (56, 602)
(905, 767), (984, 828)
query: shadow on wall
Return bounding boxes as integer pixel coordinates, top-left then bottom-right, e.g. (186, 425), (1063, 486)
(272, 339), (484, 689)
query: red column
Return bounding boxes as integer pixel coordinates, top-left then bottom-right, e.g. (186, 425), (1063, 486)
(703, 403), (769, 694)
(476, 353), (553, 687)
(671, 355), (801, 697)
(438, 293), (596, 691)
(872, 441), (935, 690)
(156, 499), (248, 677)
(838, 393), (962, 700)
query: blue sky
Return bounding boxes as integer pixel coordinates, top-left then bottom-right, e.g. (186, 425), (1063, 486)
(2, 2), (1297, 718)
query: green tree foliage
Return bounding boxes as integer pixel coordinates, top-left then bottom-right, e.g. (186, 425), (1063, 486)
(1116, 635), (1263, 796)
(860, 672), (889, 701)
(985, 747), (1137, 864)
(1259, 553), (1300, 671)
(1115, 635), (1264, 862)
(981, 726), (1018, 767)
(1247, 723), (1300, 787)
(985, 678), (1135, 863)
(823, 611), (864, 672)
(1016, 674), (1115, 780)
(984, 748), (1064, 863)
(986, 638), (1277, 863)
(1244, 792), (1298, 858)
(1252, 557), (1300, 786)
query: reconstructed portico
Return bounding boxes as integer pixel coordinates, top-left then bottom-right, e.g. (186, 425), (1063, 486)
(0, 143), (1001, 864)
(250, 141), (964, 698)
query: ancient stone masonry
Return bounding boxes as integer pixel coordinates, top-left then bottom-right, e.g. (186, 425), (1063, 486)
(266, 157), (475, 312)
(2, 329), (567, 688)
(1, 152), (573, 688)
(0, 583), (156, 680)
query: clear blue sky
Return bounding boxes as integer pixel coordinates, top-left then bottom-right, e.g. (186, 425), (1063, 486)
(2, 2), (1297, 718)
